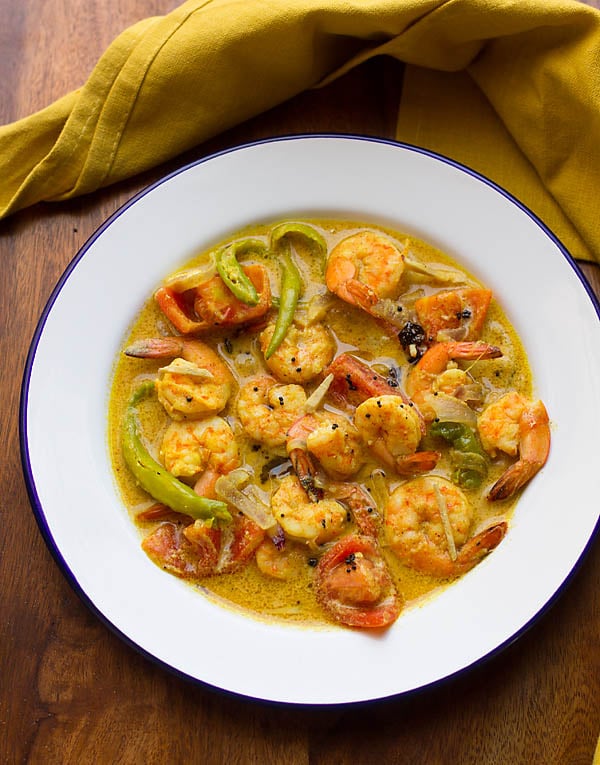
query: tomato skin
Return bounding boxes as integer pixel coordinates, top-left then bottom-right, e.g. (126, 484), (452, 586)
(217, 515), (265, 573)
(155, 265), (272, 335)
(155, 286), (205, 334)
(141, 522), (220, 579)
(194, 265), (271, 329)
(141, 515), (264, 579)
(315, 535), (401, 629)
(326, 353), (402, 409)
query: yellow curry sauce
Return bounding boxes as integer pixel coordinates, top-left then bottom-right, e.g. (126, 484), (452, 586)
(108, 220), (533, 628)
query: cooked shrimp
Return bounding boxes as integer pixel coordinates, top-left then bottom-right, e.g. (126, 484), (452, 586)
(161, 416), (241, 497)
(328, 481), (381, 537)
(287, 411), (366, 480)
(315, 534), (401, 628)
(385, 475), (507, 577)
(237, 375), (307, 448)
(414, 288), (493, 342)
(271, 475), (349, 545)
(325, 231), (406, 315)
(255, 539), (305, 580)
(259, 321), (336, 384)
(125, 336), (234, 419)
(354, 395), (439, 476)
(326, 352), (421, 420)
(285, 410), (366, 503)
(405, 340), (502, 421)
(478, 393), (550, 501)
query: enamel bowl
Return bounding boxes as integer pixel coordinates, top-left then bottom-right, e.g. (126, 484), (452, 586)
(20, 136), (600, 705)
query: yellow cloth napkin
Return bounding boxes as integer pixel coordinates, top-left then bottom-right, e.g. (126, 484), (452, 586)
(1, 0), (599, 264)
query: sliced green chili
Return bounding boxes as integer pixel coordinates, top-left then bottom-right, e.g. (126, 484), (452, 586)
(215, 238), (266, 305)
(122, 381), (231, 522)
(270, 222), (327, 264)
(450, 451), (488, 489)
(264, 223), (326, 358)
(430, 420), (488, 489)
(265, 239), (303, 359)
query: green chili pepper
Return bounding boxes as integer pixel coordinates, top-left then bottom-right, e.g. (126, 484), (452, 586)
(270, 222), (327, 264)
(215, 238), (266, 305)
(450, 451), (488, 489)
(264, 223), (326, 358)
(430, 421), (482, 454)
(122, 381), (231, 522)
(264, 238), (303, 359)
(429, 420), (488, 489)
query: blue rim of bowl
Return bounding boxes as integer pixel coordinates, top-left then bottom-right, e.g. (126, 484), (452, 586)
(18, 133), (600, 707)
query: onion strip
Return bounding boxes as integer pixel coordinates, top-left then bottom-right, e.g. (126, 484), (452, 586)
(158, 359), (215, 380)
(215, 470), (284, 547)
(215, 471), (275, 531)
(162, 254), (217, 291)
(426, 391), (477, 427)
(369, 468), (389, 512)
(432, 481), (457, 561)
(305, 373), (334, 412)
(404, 253), (465, 285)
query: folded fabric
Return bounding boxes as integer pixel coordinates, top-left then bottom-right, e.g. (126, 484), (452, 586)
(1, 0), (598, 264)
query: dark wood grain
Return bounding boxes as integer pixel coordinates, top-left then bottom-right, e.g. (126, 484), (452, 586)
(1, 2), (599, 764)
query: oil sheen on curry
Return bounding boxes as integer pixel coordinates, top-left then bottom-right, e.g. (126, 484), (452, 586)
(109, 221), (550, 630)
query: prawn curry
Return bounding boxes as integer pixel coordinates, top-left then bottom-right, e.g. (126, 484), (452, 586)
(109, 221), (550, 630)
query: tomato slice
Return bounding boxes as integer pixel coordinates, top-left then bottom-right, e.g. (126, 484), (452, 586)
(194, 265), (272, 329)
(155, 286), (207, 334)
(217, 515), (265, 574)
(155, 265), (272, 335)
(315, 535), (401, 628)
(326, 353), (404, 409)
(141, 515), (264, 579)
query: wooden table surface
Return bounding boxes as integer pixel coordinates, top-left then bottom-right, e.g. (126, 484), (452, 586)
(1, 2), (599, 763)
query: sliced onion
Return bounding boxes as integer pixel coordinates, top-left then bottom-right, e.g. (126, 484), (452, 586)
(453, 382), (485, 405)
(437, 326), (469, 342)
(158, 358), (215, 380)
(307, 293), (335, 324)
(426, 391), (478, 427)
(305, 373), (334, 412)
(369, 468), (389, 512)
(404, 254), (465, 285)
(432, 482), (457, 561)
(368, 298), (406, 328)
(162, 254), (217, 291)
(400, 288), (426, 306)
(215, 470), (277, 532)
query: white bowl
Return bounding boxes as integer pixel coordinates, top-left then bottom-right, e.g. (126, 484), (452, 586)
(20, 135), (600, 705)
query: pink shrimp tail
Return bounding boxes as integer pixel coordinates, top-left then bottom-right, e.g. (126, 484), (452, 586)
(288, 448), (324, 503)
(330, 482), (380, 537)
(455, 521), (508, 572)
(395, 451), (441, 476)
(488, 400), (550, 501)
(194, 468), (220, 499)
(345, 279), (379, 311)
(417, 341), (502, 374)
(125, 336), (185, 359)
(488, 460), (541, 501)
